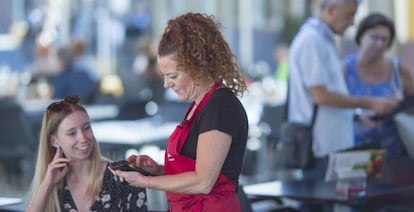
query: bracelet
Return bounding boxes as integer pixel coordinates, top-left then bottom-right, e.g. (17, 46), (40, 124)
(146, 176), (152, 189)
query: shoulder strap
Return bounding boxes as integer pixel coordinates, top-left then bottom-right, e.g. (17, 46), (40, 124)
(286, 74), (318, 128)
(310, 105), (318, 128)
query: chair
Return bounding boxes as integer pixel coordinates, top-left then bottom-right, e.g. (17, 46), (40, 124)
(378, 157), (414, 185)
(248, 103), (287, 177)
(259, 103), (286, 144)
(375, 158), (414, 212)
(0, 98), (36, 182)
(116, 99), (151, 120)
(237, 185), (254, 212)
(238, 185), (298, 212)
(157, 100), (190, 123)
(83, 80), (101, 104)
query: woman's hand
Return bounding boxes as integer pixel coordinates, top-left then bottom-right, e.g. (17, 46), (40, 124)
(27, 147), (70, 212)
(42, 147), (70, 188)
(128, 154), (162, 175)
(359, 114), (381, 128)
(369, 97), (399, 114)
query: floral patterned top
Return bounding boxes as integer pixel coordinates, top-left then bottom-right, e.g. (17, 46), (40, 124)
(61, 164), (147, 212)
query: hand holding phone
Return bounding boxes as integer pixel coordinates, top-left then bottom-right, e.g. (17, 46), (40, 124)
(109, 160), (156, 176)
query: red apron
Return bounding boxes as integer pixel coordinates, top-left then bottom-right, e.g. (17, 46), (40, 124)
(164, 82), (241, 212)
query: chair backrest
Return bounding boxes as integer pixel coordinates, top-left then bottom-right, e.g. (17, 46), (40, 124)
(117, 99), (150, 120)
(0, 98), (35, 159)
(83, 80), (101, 104)
(237, 185), (254, 212)
(157, 100), (190, 123)
(378, 158), (414, 185)
(259, 104), (286, 141)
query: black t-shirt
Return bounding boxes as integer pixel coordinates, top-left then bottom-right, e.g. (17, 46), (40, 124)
(181, 88), (248, 186)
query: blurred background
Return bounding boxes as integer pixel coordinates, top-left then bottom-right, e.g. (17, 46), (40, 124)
(0, 0), (413, 102)
(0, 0), (414, 211)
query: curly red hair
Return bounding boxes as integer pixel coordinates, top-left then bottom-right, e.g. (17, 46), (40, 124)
(158, 12), (247, 96)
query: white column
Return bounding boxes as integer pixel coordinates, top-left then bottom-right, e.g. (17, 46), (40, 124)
(238, 0), (253, 70)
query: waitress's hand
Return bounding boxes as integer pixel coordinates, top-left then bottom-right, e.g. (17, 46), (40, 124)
(112, 169), (148, 188)
(42, 147), (70, 188)
(128, 154), (162, 175)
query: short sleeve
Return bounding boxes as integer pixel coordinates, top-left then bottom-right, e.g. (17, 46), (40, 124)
(197, 90), (246, 137)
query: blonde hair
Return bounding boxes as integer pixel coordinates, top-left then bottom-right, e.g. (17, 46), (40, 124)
(26, 103), (105, 212)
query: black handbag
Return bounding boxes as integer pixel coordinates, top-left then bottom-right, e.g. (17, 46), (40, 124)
(274, 106), (317, 169)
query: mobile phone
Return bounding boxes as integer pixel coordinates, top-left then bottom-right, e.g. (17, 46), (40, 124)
(109, 160), (156, 176)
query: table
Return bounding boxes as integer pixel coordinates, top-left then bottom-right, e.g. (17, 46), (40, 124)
(245, 180), (414, 207)
(0, 198), (21, 206)
(0, 197), (24, 212)
(91, 118), (177, 159)
(244, 158), (414, 210)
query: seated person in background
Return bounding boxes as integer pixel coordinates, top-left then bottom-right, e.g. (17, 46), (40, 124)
(132, 36), (165, 105)
(343, 13), (414, 158)
(70, 37), (99, 83)
(51, 46), (96, 101)
(29, 39), (60, 80)
(26, 39), (61, 99)
(26, 95), (147, 212)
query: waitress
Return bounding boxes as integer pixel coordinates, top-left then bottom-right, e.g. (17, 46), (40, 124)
(113, 12), (249, 211)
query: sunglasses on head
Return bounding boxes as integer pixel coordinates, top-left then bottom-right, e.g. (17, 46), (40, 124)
(47, 95), (80, 112)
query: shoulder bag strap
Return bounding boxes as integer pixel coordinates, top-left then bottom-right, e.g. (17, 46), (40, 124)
(310, 105), (318, 128)
(287, 74), (318, 128)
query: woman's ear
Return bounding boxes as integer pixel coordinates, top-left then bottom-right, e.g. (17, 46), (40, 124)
(50, 136), (60, 148)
